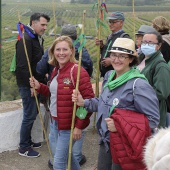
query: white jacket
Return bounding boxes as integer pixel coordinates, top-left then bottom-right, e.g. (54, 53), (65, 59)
(144, 127), (170, 170)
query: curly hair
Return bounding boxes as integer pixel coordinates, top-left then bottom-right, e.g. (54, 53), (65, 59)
(48, 36), (77, 66)
(152, 16), (170, 33)
(129, 54), (139, 67)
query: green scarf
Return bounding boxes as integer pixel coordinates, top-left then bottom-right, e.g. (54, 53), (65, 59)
(105, 68), (147, 117)
(104, 68), (147, 91)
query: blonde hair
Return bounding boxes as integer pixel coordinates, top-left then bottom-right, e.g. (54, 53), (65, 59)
(152, 16), (170, 33)
(48, 36), (77, 66)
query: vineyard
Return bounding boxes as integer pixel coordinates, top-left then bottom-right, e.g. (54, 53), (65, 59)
(1, 0), (170, 101)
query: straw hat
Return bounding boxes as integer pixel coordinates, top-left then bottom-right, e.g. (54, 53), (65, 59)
(109, 38), (137, 56)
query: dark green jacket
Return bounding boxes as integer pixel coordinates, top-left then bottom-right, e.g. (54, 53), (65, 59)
(141, 51), (170, 127)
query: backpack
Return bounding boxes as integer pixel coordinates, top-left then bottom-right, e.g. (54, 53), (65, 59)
(151, 60), (170, 113)
(75, 44), (93, 77)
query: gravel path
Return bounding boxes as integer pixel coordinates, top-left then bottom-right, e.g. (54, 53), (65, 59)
(0, 121), (99, 170)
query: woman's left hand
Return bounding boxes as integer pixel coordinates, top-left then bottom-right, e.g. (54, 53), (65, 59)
(73, 127), (82, 140)
(105, 118), (117, 132)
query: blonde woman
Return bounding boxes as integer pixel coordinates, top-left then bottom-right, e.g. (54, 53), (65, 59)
(30, 36), (94, 170)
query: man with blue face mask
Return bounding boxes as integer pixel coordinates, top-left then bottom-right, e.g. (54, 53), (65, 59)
(139, 31), (170, 128)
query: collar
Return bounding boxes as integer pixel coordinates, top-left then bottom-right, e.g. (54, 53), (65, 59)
(27, 24), (36, 34)
(112, 29), (124, 35)
(145, 51), (161, 63)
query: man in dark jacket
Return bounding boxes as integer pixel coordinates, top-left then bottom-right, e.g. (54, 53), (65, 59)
(96, 11), (130, 77)
(16, 12), (50, 158)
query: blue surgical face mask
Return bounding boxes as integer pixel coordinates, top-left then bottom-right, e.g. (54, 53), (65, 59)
(141, 44), (157, 56)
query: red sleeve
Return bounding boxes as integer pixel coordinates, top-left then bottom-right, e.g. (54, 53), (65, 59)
(111, 109), (151, 160)
(73, 66), (95, 129)
(36, 83), (50, 97)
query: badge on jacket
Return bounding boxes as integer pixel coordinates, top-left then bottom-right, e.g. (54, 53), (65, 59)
(63, 78), (71, 85)
(113, 98), (119, 106)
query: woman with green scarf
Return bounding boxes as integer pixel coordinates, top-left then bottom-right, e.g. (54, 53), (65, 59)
(72, 38), (160, 170)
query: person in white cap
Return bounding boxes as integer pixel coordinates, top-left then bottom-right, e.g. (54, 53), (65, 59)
(72, 38), (160, 170)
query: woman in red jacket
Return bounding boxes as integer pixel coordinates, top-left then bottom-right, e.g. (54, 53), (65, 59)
(30, 36), (94, 170)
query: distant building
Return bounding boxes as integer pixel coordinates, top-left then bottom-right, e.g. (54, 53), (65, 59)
(60, 0), (71, 2)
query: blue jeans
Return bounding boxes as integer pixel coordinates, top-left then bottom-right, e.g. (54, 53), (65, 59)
(49, 119), (85, 163)
(50, 120), (81, 170)
(19, 86), (38, 149)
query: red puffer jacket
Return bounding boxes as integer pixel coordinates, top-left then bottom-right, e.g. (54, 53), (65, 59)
(37, 62), (94, 130)
(110, 108), (151, 170)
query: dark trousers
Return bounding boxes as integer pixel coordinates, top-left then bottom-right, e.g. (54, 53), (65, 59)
(19, 86), (38, 149)
(97, 142), (122, 170)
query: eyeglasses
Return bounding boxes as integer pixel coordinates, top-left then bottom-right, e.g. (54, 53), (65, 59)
(141, 41), (159, 47)
(110, 53), (129, 61)
(108, 20), (120, 24)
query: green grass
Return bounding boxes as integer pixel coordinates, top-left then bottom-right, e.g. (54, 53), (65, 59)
(1, 1), (170, 101)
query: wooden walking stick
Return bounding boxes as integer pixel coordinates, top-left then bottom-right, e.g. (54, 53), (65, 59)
(67, 10), (86, 170)
(52, 0), (57, 39)
(132, 0), (136, 40)
(17, 20), (53, 161)
(92, 0), (102, 133)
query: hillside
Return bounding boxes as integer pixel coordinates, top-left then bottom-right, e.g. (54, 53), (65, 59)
(1, 1), (170, 101)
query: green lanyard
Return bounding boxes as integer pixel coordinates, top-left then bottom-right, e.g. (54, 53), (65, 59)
(108, 105), (115, 117)
(103, 40), (112, 58)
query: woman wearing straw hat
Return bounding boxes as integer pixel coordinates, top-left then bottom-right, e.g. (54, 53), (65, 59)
(30, 36), (94, 170)
(72, 38), (160, 170)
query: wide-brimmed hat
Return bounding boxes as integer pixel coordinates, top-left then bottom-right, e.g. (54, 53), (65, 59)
(135, 25), (156, 35)
(109, 38), (137, 56)
(107, 11), (125, 21)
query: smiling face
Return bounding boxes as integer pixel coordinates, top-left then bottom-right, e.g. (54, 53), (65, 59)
(53, 41), (73, 68)
(110, 52), (134, 77)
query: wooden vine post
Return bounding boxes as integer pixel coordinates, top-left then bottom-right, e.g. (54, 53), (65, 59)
(132, 0), (136, 40)
(67, 10), (86, 170)
(93, 0), (103, 133)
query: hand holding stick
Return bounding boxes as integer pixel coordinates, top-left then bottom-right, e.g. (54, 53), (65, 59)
(72, 89), (84, 107)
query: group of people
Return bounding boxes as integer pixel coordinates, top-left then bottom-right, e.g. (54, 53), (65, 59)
(15, 10), (170, 170)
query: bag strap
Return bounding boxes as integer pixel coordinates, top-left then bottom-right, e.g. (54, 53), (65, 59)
(120, 32), (129, 38)
(70, 64), (78, 88)
(133, 78), (139, 96)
